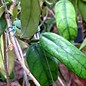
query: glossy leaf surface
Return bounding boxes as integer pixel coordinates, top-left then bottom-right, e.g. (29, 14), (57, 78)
(40, 32), (86, 79)
(54, 0), (77, 41)
(26, 43), (58, 86)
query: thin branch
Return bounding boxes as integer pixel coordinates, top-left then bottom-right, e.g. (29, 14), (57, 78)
(5, 0), (41, 86)
(39, 7), (55, 28)
(39, 11), (48, 27)
(46, 7), (56, 18)
(58, 76), (65, 86)
(23, 71), (30, 86)
(15, 35), (31, 44)
(3, 33), (11, 86)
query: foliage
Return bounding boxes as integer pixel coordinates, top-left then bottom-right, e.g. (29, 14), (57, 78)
(21, 0), (40, 38)
(0, 0), (86, 86)
(0, 17), (7, 36)
(55, 0), (77, 41)
(40, 32), (86, 79)
(78, 0), (86, 22)
(26, 43), (58, 86)
(0, 35), (14, 80)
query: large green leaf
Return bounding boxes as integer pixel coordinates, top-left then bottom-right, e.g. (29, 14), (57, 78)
(0, 17), (7, 36)
(78, 0), (86, 22)
(54, 0), (77, 41)
(26, 43), (58, 86)
(40, 32), (86, 79)
(21, 0), (40, 38)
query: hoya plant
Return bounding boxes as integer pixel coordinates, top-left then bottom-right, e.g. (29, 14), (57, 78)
(0, 0), (86, 86)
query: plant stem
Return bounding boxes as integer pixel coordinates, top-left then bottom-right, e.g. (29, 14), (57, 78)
(4, 0), (41, 86)
(3, 33), (11, 86)
(58, 76), (65, 86)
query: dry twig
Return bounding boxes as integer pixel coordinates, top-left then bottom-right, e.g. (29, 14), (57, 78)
(4, 0), (40, 86)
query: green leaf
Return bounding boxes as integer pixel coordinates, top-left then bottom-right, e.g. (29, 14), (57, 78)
(78, 0), (86, 22)
(79, 38), (86, 50)
(54, 0), (78, 41)
(45, 0), (58, 6)
(10, 71), (15, 80)
(40, 32), (86, 79)
(45, 18), (56, 24)
(0, 72), (6, 81)
(26, 43), (58, 86)
(7, 49), (15, 76)
(0, 36), (5, 80)
(0, 6), (5, 18)
(46, 53), (59, 64)
(6, 0), (12, 3)
(12, 6), (18, 21)
(0, 36), (14, 80)
(21, 0), (40, 38)
(82, 0), (86, 2)
(0, 17), (7, 36)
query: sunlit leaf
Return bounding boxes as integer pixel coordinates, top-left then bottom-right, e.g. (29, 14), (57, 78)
(40, 32), (86, 79)
(54, 0), (78, 41)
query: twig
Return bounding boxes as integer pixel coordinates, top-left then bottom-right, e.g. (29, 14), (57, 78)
(11, 37), (40, 86)
(45, 0), (53, 6)
(3, 33), (11, 86)
(46, 7), (56, 18)
(23, 71), (30, 86)
(39, 11), (48, 27)
(15, 35), (31, 44)
(58, 76), (65, 86)
(5, 0), (40, 86)
(39, 7), (55, 28)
